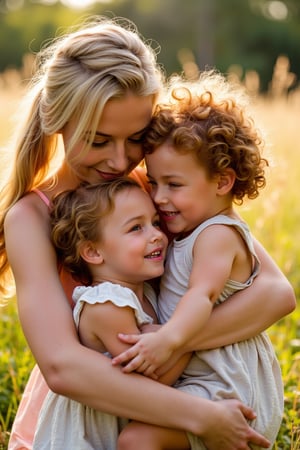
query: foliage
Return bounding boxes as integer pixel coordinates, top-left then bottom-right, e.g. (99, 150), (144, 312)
(0, 2), (84, 74)
(0, 0), (299, 92)
(0, 300), (35, 450)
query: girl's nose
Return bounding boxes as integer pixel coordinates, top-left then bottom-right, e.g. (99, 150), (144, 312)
(150, 226), (164, 243)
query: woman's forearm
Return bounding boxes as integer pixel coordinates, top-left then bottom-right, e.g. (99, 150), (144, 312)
(37, 341), (271, 450)
(52, 344), (190, 417)
(18, 297), (195, 431)
(185, 238), (296, 352)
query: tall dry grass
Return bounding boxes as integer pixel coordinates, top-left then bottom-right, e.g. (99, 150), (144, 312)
(0, 57), (299, 449)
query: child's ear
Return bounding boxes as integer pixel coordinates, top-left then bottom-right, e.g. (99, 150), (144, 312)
(217, 169), (236, 195)
(80, 242), (104, 265)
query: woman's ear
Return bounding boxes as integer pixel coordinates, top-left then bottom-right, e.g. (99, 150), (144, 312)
(80, 242), (104, 265)
(216, 169), (236, 195)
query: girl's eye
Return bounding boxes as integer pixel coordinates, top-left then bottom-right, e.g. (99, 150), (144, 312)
(147, 180), (156, 188)
(169, 182), (182, 188)
(153, 219), (162, 229)
(129, 224), (142, 232)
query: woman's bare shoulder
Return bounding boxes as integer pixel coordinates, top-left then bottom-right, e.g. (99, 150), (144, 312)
(5, 192), (49, 229)
(4, 193), (52, 262)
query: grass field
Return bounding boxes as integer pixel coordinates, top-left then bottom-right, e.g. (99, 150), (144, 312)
(0, 79), (299, 449)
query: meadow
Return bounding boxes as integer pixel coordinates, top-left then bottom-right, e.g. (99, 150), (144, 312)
(0, 67), (299, 449)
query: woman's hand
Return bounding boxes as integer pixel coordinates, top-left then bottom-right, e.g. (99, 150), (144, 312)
(201, 399), (271, 450)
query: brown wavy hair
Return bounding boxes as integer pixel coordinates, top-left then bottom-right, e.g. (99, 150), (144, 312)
(50, 177), (141, 285)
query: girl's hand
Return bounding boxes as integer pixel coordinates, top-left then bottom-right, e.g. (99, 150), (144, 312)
(112, 332), (172, 377)
(140, 323), (161, 333)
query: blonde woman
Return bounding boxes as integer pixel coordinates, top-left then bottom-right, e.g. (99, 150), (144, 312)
(0, 17), (294, 450)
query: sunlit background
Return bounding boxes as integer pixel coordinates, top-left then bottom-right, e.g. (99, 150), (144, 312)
(0, 1), (299, 449)
(0, 0), (299, 93)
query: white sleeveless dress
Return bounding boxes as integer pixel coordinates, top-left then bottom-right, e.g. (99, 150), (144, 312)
(159, 215), (284, 450)
(32, 282), (157, 450)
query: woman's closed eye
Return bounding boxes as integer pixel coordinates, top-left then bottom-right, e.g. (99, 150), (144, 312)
(127, 131), (147, 144)
(91, 140), (109, 148)
(84, 131), (108, 148)
(88, 133), (146, 148)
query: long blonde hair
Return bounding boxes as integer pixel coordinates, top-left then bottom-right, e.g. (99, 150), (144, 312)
(0, 16), (164, 296)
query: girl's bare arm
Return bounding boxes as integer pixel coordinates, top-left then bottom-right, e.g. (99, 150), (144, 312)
(79, 299), (191, 385)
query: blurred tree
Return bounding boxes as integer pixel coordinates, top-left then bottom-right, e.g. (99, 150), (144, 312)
(215, 0), (299, 90)
(0, 0), (299, 92)
(0, 1), (83, 73)
(89, 0), (300, 90)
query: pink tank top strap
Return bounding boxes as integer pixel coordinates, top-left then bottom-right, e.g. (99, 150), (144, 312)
(32, 188), (51, 208)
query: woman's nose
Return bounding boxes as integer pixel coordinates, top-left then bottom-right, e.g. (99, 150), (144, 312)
(108, 144), (128, 172)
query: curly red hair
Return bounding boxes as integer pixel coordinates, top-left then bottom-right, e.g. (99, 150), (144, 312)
(144, 71), (268, 204)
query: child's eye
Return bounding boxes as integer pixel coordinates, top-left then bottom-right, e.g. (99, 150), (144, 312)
(147, 180), (157, 188)
(153, 219), (162, 229)
(169, 182), (182, 188)
(129, 224), (142, 232)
